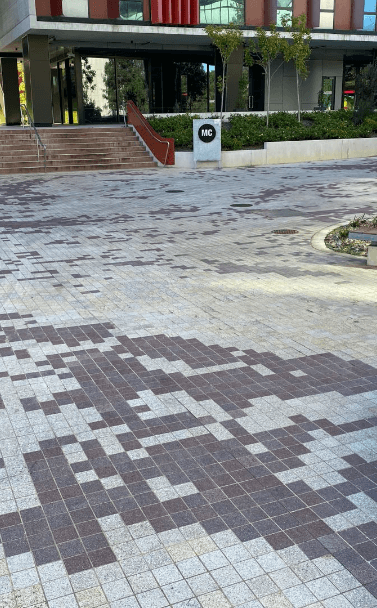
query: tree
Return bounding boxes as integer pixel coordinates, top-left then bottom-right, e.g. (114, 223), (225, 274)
(82, 57), (96, 105)
(282, 14), (311, 122)
(353, 62), (377, 124)
(103, 58), (148, 113)
(178, 62), (207, 111)
(205, 23), (243, 121)
(246, 24), (286, 127)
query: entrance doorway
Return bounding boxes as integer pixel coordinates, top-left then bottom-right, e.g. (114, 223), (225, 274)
(51, 58), (78, 124)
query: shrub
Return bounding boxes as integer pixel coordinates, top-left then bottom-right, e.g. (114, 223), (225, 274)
(147, 110), (377, 150)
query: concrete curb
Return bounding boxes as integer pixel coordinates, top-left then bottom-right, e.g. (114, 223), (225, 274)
(311, 222), (368, 262)
(174, 138), (377, 169)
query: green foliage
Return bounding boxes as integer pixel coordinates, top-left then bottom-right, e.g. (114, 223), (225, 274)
(82, 57), (96, 106)
(338, 226), (350, 240)
(353, 62), (377, 125)
(205, 23), (243, 121)
(348, 214), (366, 228)
(148, 109), (377, 150)
(104, 58), (148, 113)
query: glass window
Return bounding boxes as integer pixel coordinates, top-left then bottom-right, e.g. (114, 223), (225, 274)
(276, 0), (292, 26)
(363, 13), (376, 28)
(364, 0), (376, 11)
(363, 0), (377, 30)
(200, 0), (244, 24)
(120, 0), (143, 20)
(319, 11), (334, 27)
(322, 76), (335, 109)
(277, 8), (292, 25)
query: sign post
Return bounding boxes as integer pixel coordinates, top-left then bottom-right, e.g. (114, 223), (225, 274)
(193, 119), (221, 168)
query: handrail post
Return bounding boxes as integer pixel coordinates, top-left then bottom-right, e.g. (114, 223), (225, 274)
(126, 99), (174, 166)
(20, 104), (47, 172)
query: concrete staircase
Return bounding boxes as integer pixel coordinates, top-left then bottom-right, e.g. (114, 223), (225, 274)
(0, 126), (157, 174)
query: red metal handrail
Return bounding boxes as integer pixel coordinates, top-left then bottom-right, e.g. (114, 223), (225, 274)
(126, 100), (175, 166)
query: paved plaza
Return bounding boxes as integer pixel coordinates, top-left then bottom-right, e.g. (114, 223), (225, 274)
(0, 160), (376, 608)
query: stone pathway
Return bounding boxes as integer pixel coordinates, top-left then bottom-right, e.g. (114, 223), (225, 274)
(0, 160), (376, 608)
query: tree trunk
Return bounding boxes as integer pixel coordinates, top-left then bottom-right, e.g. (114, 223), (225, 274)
(220, 62), (226, 122)
(266, 63), (271, 128)
(296, 70), (301, 122)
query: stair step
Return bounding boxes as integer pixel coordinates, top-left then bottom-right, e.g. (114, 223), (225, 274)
(0, 126), (159, 174)
(0, 161), (157, 175)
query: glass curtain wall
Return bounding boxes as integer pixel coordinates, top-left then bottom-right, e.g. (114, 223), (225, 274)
(200, 0), (244, 24)
(119, 0), (143, 20)
(50, 59), (78, 124)
(363, 0), (376, 30)
(81, 57), (148, 123)
(277, 0), (292, 26)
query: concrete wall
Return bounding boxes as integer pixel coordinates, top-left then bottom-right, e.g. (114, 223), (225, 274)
(0, 0), (34, 50)
(269, 54), (343, 112)
(175, 138), (377, 168)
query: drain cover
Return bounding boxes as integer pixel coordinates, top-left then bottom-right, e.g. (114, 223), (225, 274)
(166, 189), (184, 193)
(231, 204), (253, 207)
(272, 229), (299, 234)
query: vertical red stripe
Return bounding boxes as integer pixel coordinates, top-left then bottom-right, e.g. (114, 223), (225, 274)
(50, 0), (62, 15)
(107, 0), (120, 17)
(181, 0), (191, 24)
(143, 0), (151, 21)
(172, 0), (182, 24)
(163, 0), (173, 23)
(151, 0), (163, 22)
(190, 0), (199, 24)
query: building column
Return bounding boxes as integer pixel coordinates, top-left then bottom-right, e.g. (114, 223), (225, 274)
(22, 35), (53, 127)
(225, 47), (244, 112)
(0, 58), (21, 125)
(74, 53), (85, 125)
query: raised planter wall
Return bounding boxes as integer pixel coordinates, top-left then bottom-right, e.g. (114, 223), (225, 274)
(174, 137), (377, 169)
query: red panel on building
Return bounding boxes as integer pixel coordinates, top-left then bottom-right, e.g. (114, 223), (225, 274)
(334, 0), (351, 28)
(163, 0), (173, 23)
(151, 0), (163, 22)
(50, 0), (62, 15)
(245, 0), (264, 26)
(351, 0), (364, 28)
(172, 0), (182, 23)
(293, 0), (307, 18)
(107, 0), (120, 17)
(89, 0), (108, 18)
(181, 0), (191, 24)
(151, 0), (199, 24)
(35, 0), (52, 16)
(190, 0), (199, 24)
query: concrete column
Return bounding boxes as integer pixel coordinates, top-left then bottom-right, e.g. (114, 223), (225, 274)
(22, 35), (53, 127)
(225, 47), (243, 112)
(74, 53), (85, 125)
(0, 58), (21, 125)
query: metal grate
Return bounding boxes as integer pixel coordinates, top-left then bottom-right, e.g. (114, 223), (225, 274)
(272, 229), (299, 234)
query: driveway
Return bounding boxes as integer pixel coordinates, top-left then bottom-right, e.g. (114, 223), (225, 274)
(0, 160), (376, 608)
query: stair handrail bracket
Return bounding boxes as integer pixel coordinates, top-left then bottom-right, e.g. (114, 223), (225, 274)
(126, 100), (174, 166)
(20, 104), (47, 172)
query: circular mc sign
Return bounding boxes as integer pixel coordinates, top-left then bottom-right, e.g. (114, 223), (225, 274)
(198, 124), (216, 143)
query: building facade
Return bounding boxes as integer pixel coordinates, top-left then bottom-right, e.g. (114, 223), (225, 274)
(0, 0), (376, 125)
